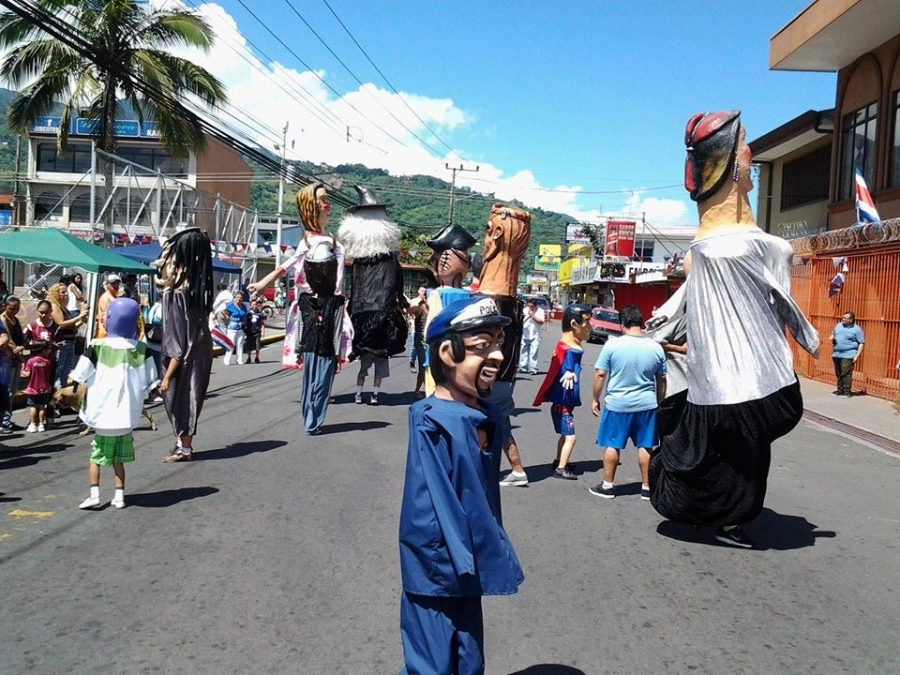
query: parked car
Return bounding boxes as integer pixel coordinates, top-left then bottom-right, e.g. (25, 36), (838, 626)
(588, 306), (622, 344)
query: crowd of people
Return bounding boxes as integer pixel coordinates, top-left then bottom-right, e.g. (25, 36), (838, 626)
(5, 109), (899, 674)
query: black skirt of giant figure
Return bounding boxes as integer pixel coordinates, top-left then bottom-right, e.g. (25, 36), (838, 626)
(473, 294), (523, 384)
(348, 252), (408, 359)
(297, 294), (346, 357)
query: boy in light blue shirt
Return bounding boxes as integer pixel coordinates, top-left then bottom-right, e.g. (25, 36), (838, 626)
(589, 305), (666, 500)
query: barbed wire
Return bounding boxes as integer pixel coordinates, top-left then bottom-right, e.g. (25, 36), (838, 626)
(790, 218), (900, 256)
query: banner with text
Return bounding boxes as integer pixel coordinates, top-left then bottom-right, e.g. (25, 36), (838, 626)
(604, 220), (636, 258)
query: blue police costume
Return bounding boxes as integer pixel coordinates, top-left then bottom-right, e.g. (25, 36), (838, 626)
(398, 297), (524, 675)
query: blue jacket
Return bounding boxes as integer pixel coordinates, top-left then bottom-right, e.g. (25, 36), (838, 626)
(399, 397), (524, 597)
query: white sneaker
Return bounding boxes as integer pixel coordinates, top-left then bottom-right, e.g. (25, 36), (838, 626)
(26, 423), (37, 433)
(79, 495), (101, 509)
(37, 423), (45, 432)
(110, 496), (126, 509)
(499, 472), (529, 487)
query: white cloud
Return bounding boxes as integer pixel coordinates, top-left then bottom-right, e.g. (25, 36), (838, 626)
(165, 2), (698, 224)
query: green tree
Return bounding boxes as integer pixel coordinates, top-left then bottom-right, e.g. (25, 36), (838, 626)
(0, 0), (227, 158)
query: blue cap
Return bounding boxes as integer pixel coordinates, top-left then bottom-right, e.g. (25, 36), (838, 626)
(426, 296), (511, 343)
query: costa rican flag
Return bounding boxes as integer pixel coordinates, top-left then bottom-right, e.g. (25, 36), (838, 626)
(855, 169), (881, 224)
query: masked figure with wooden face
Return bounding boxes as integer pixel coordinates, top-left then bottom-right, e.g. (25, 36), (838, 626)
(648, 111), (819, 548)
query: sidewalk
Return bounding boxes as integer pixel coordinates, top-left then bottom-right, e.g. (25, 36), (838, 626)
(799, 376), (900, 449)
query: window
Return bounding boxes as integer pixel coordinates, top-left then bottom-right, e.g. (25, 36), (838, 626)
(891, 90), (900, 189)
(34, 191), (63, 221)
(69, 194), (96, 223)
(633, 241), (655, 261)
(36, 143), (92, 173)
(781, 146), (830, 210)
(840, 103), (877, 200)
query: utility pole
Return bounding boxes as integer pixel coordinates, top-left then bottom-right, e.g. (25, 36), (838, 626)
(275, 121), (289, 269)
(445, 163), (479, 225)
(13, 135), (22, 228)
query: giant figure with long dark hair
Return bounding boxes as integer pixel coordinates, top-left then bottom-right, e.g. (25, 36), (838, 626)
(154, 227), (214, 463)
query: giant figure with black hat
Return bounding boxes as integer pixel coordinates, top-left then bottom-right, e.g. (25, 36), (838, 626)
(338, 186), (408, 406)
(648, 110), (819, 548)
(398, 295), (524, 675)
(422, 222), (477, 396)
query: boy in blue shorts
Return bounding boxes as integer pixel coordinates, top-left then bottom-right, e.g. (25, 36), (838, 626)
(589, 304), (666, 500)
(533, 303), (592, 480)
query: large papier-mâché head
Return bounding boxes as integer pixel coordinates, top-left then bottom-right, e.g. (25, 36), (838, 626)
(684, 110), (742, 202)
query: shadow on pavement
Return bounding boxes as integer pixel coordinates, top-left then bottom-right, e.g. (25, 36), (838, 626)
(195, 439), (288, 461)
(509, 666), (587, 674)
(320, 421), (390, 433)
(0, 454), (53, 470)
(0, 492), (22, 503)
(128, 486), (220, 508)
(655, 507), (837, 551)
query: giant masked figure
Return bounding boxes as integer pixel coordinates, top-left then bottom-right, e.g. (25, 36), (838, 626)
(154, 227), (214, 463)
(649, 110), (819, 548)
(422, 222), (477, 396)
(337, 186), (408, 360)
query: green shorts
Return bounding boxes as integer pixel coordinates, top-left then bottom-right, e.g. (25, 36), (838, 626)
(90, 433), (135, 466)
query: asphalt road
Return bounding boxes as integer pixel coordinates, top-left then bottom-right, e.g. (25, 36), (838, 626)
(1, 339), (898, 675)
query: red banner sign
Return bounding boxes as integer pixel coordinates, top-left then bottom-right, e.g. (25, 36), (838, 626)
(604, 220), (636, 258)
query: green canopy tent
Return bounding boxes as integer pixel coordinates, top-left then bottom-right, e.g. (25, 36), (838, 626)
(0, 227), (154, 339)
(0, 227), (151, 273)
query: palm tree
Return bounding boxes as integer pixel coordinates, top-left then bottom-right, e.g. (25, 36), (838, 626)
(0, 0), (227, 159)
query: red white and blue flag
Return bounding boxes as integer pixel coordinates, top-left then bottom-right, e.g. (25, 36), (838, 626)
(855, 169), (881, 224)
(828, 272), (845, 297)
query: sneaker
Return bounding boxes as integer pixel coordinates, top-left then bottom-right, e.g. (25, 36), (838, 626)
(499, 472), (529, 487)
(715, 526), (755, 549)
(37, 423), (45, 433)
(78, 495), (101, 509)
(0, 426), (12, 435)
(368, 395), (379, 406)
(641, 487), (651, 501)
(589, 484), (615, 499)
(26, 423), (38, 433)
(528, 370), (538, 375)
(830, 390), (840, 396)
(409, 365), (417, 374)
(255, 357), (261, 364)
(841, 394), (853, 399)
(162, 449), (194, 463)
(354, 393), (363, 405)
(110, 496), (126, 509)
(553, 468), (577, 480)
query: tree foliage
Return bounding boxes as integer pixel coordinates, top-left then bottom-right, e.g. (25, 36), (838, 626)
(0, 0), (227, 156)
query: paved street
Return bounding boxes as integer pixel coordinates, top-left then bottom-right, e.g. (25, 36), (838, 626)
(1, 339), (899, 675)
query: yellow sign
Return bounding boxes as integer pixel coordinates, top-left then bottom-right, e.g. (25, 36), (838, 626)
(539, 244), (561, 257)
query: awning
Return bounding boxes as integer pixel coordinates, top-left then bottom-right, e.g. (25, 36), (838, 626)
(115, 242), (243, 275)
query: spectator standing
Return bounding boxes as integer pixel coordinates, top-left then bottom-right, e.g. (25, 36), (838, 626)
(0, 270), (8, 301)
(67, 272), (85, 312)
(21, 341), (53, 432)
(831, 311), (864, 398)
(45, 283), (88, 389)
(408, 285), (429, 398)
(246, 298), (266, 363)
(0, 317), (13, 435)
(211, 282), (233, 329)
(95, 273), (121, 338)
(1, 297), (26, 431)
(220, 291), (248, 365)
(518, 299), (545, 375)
(589, 304), (666, 500)
(274, 281), (287, 314)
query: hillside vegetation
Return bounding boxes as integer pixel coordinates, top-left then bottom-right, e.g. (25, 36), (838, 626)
(0, 89), (574, 269)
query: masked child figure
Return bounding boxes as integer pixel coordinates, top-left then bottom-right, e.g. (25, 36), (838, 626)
(398, 296), (524, 675)
(532, 303), (593, 480)
(72, 298), (158, 509)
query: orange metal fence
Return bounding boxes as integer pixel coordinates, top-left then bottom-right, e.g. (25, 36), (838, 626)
(790, 249), (900, 402)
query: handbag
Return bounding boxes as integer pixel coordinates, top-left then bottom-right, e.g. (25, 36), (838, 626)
(145, 323), (163, 344)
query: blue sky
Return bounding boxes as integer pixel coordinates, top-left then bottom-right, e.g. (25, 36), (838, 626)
(181, 0), (836, 227)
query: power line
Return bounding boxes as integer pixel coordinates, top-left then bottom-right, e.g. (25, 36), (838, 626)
(320, 0), (463, 161)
